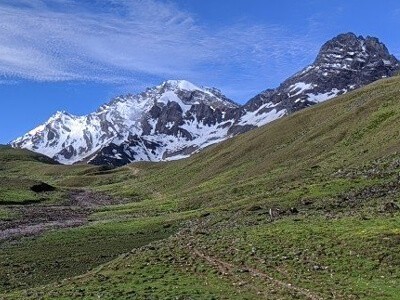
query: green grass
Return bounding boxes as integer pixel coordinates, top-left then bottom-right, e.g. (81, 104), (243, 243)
(60, 77), (400, 212)
(6, 213), (400, 299)
(190, 213), (400, 299)
(0, 212), (190, 293)
(2, 77), (400, 298)
(0, 177), (64, 204)
(0, 207), (16, 220)
(6, 242), (267, 300)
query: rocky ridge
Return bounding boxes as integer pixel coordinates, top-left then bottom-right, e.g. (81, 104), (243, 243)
(12, 33), (399, 166)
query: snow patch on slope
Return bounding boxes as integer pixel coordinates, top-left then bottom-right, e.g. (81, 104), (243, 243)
(12, 80), (240, 165)
(238, 102), (286, 127)
(288, 82), (316, 96)
(307, 88), (347, 103)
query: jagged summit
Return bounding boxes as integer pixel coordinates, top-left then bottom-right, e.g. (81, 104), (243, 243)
(46, 110), (74, 121)
(12, 34), (400, 166)
(238, 33), (399, 132)
(12, 80), (239, 166)
(315, 33), (398, 66)
(161, 80), (202, 91)
(312, 32), (399, 82)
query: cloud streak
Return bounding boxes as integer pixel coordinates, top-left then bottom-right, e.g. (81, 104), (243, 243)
(0, 0), (319, 98)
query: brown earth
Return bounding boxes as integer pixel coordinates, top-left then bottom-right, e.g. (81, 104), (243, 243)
(0, 190), (127, 242)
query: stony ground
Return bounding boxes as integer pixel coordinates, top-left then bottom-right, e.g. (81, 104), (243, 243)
(0, 190), (127, 242)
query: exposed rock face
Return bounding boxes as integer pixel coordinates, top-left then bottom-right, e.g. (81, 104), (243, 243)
(232, 33), (399, 132)
(12, 80), (239, 165)
(12, 33), (399, 166)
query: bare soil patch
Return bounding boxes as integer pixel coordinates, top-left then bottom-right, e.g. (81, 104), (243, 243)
(0, 190), (126, 242)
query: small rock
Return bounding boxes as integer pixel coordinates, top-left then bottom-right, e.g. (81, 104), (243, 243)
(30, 182), (56, 193)
(382, 202), (400, 213)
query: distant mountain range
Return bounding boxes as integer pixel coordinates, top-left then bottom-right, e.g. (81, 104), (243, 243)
(12, 33), (400, 166)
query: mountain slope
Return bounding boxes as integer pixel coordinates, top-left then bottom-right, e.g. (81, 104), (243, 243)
(3, 75), (400, 300)
(232, 32), (399, 132)
(92, 75), (400, 206)
(12, 80), (239, 166)
(12, 33), (399, 166)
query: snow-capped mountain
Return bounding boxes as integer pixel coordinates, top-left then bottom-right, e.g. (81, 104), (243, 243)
(13, 80), (239, 166)
(230, 32), (400, 134)
(12, 33), (399, 166)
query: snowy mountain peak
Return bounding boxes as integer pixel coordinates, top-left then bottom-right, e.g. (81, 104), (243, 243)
(12, 33), (400, 167)
(161, 80), (201, 92)
(314, 32), (399, 72)
(12, 80), (240, 166)
(242, 33), (399, 129)
(154, 80), (239, 109)
(49, 110), (73, 120)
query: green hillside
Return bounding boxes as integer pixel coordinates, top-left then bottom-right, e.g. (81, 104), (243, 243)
(2, 76), (400, 299)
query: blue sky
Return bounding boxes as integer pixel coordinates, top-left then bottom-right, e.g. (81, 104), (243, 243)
(1, 0), (400, 143)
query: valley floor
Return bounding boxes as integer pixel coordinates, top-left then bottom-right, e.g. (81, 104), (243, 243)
(2, 201), (400, 299)
(2, 78), (400, 299)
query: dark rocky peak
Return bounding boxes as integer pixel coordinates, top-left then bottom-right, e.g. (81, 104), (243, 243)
(316, 32), (363, 59)
(12, 34), (400, 167)
(240, 32), (400, 130)
(284, 32), (400, 92)
(313, 32), (399, 72)
(244, 89), (275, 112)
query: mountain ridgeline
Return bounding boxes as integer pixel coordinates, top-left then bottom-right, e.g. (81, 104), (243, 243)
(12, 33), (400, 166)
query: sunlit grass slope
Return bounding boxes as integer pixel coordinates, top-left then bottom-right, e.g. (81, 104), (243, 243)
(1, 76), (400, 299)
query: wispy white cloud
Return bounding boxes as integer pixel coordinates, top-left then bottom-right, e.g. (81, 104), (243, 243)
(0, 79), (17, 85)
(0, 0), (319, 99)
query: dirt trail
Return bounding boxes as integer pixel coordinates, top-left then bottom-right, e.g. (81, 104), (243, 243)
(0, 190), (125, 242)
(192, 248), (323, 300)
